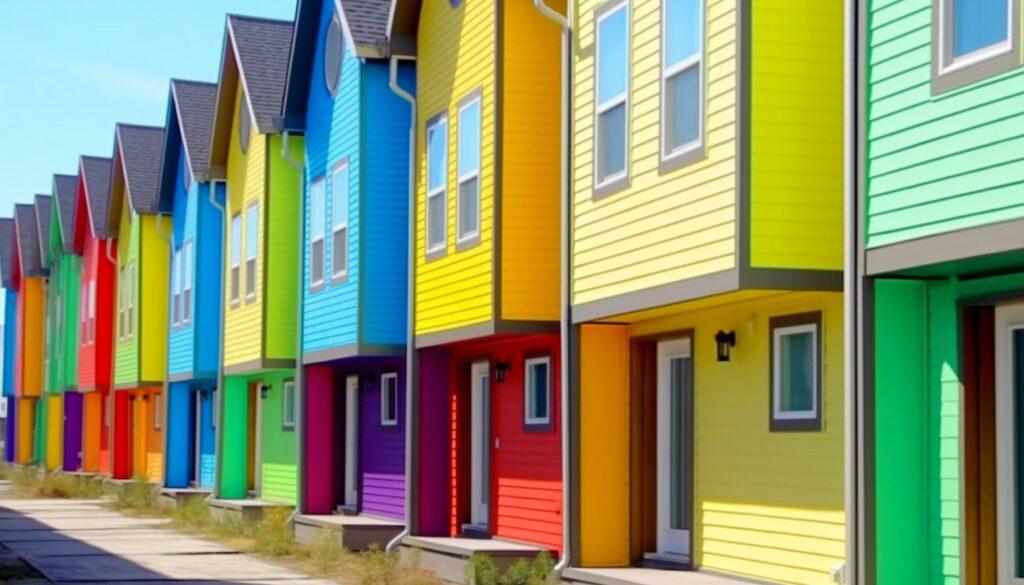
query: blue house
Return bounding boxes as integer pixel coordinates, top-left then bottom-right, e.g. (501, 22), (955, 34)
(0, 217), (16, 463)
(157, 79), (224, 490)
(280, 0), (414, 536)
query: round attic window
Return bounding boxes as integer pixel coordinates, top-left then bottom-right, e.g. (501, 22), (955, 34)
(324, 13), (344, 97)
(239, 97), (252, 153)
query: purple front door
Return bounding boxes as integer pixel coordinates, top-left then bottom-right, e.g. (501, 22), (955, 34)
(63, 392), (84, 471)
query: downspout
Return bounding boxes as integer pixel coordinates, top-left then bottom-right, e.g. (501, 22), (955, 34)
(207, 180), (226, 502)
(104, 238), (117, 478)
(533, 0), (571, 576)
(281, 130), (306, 522)
(155, 213), (173, 465)
(385, 54), (415, 555)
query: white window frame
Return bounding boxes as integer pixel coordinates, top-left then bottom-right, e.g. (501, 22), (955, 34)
(594, 0), (630, 190)
(456, 95), (481, 246)
(938, 0), (1015, 74)
(245, 203), (258, 302)
(524, 356), (552, 427)
(660, 0), (705, 165)
(381, 372), (399, 426)
(282, 380), (297, 430)
(230, 213), (242, 305)
(309, 176), (327, 289)
(771, 323), (819, 422)
(425, 115), (448, 257)
(331, 160), (350, 281)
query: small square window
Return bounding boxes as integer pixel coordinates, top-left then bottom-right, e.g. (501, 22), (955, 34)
(933, 0), (1021, 93)
(524, 356), (552, 429)
(381, 373), (399, 426)
(283, 381), (296, 430)
(770, 313), (822, 432)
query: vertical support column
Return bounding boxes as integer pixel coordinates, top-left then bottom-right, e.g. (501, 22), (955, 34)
(165, 382), (193, 488)
(5, 396), (16, 463)
(112, 391), (132, 479)
(304, 365), (335, 514)
(17, 398), (35, 464)
(82, 392), (102, 472)
(46, 395), (62, 470)
(417, 347), (451, 536)
(219, 375), (249, 499)
(63, 392), (84, 472)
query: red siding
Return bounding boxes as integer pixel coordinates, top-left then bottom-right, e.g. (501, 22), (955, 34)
(77, 231), (116, 390)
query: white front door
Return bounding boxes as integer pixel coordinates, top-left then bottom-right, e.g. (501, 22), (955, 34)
(344, 375), (359, 508)
(470, 361), (490, 527)
(656, 338), (693, 558)
(996, 304), (1024, 584)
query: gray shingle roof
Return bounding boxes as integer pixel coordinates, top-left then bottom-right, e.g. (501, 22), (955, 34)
(15, 203), (42, 276)
(53, 174), (78, 251)
(229, 15), (294, 133)
(80, 156), (112, 239)
(171, 80), (217, 179)
(339, 0), (390, 51)
(116, 124), (165, 214)
(34, 195), (52, 267)
(0, 218), (13, 288)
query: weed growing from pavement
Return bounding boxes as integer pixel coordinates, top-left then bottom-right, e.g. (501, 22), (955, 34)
(108, 476), (165, 515)
(4, 466), (104, 499)
(466, 551), (558, 585)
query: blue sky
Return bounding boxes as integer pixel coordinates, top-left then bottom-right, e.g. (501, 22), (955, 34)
(0, 1), (297, 214)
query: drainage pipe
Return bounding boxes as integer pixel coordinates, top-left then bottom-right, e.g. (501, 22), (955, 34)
(208, 179), (227, 503)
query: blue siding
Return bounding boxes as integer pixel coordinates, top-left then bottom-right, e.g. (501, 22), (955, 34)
(3, 291), (16, 397)
(168, 149), (196, 376)
(194, 182), (224, 378)
(198, 389), (215, 488)
(362, 62), (413, 347)
(302, 0), (362, 355)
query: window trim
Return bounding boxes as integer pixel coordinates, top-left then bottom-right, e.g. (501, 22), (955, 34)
(182, 240), (193, 326)
(172, 246), (182, 328)
(230, 212), (242, 307)
(381, 372), (399, 427)
(282, 380), (297, 431)
(659, 0), (707, 173)
(524, 355), (553, 431)
(153, 394), (162, 431)
(592, 0), (631, 199)
(425, 112), (449, 262)
(456, 90), (482, 250)
(309, 175), (327, 292)
(331, 158), (351, 284)
(932, 0), (1022, 94)
(244, 202), (259, 303)
(769, 312), (823, 432)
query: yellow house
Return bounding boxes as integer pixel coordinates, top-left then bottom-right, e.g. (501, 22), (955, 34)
(569, 1), (846, 584)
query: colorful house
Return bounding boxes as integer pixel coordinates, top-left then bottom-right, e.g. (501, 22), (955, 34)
(0, 217), (17, 463)
(46, 174), (82, 471)
(861, 0), (1024, 582)
(158, 79), (223, 491)
(567, 1), (846, 584)
(392, 0), (566, 562)
(280, 0), (412, 533)
(11, 200), (49, 464)
(106, 123), (169, 482)
(72, 156), (116, 475)
(208, 15), (302, 505)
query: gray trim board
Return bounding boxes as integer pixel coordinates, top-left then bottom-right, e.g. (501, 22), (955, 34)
(223, 358), (296, 376)
(113, 380), (163, 391)
(865, 218), (1024, 276)
(742, 268), (844, 291)
(168, 371), (195, 383)
(572, 269), (739, 324)
(301, 343), (406, 364)
(414, 319), (560, 349)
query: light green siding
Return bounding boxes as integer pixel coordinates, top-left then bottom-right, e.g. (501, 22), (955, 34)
(258, 370), (297, 505)
(114, 211), (140, 387)
(264, 134), (303, 361)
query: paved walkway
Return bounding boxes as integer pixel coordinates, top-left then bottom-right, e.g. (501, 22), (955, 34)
(0, 481), (333, 585)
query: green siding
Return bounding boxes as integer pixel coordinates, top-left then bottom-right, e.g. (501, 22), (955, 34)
(264, 135), (303, 361)
(114, 217), (141, 386)
(258, 370), (297, 505)
(46, 198), (81, 394)
(865, 0), (1024, 248)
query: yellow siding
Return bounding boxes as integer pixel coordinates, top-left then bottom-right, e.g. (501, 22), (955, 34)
(414, 0), (496, 336)
(749, 0), (843, 270)
(578, 323), (630, 566)
(628, 291), (845, 584)
(224, 83), (265, 368)
(22, 278), (44, 397)
(499, 0), (562, 322)
(139, 216), (168, 382)
(45, 394), (62, 470)
(16, 398), (35, 464)
(571, 0), (738, 307)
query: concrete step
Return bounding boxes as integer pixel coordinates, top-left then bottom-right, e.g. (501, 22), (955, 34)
(399, 535), (550, 585)
(293, 513), (404, 551)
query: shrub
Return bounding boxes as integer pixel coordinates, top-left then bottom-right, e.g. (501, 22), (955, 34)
(253, 507), (298, 556)
(466, 552), (557, 585)
(169, 497), (213, 531)
(109, 476), (162, 513)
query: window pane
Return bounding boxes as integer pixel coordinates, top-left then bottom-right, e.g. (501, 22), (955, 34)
(246, 205), (258, 260)
(333, 165), (349, 229)
(459, 101), (480, 176)
(668, 66), (701, 150)
(954, 0), (1009, 57)
(529, 361), (549, 420)
(246, 259), (256, 297)
(599, 103), (627, 180)
(427, 121), (447, 192)
(333, 227), (347, 276)
(311, 240), (325, 284)
(666, 0), (701, 66)
(231, 267), (240, 301)
(780, 331), (814, 412)
(427, 193), (445, 249)
(310, 179), (325, 240)
(597, 6), (628, 103)
(231, 215), (241, 267)
(458, 177), (479, 239)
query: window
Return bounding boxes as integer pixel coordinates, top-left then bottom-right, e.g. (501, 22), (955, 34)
(282, 380), (296, 430)
(661, 0), (704, 167)
(381, 373), (399, 426)
(172, 247), (182, 326)
(230, 213), (241, 304)
(239, 98), (252, 153)
(182, 240), (193, 324)
(770, 313), (822, 431)
(245, 203), (258, 301)
(127, 262), (135, 338)
(524, 357), (552, 429)
(88, 280), (95, 344)
(80, 281), (90, 342)
(324, 12), (344, 96)
(309, 177), (326, 288)
(426, 115), (448, 258)
(595, 1), (629, 190)
(153, 394), (162, 430)
(934, 0), (1021, 92)
(456, 95), (481, 247)
(332, 161), (350, 281)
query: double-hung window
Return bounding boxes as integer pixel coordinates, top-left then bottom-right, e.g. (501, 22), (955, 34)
(182, 240), (193, 324)
(245, 203), (258, 301)
(81, 281), (90, 342)
(595, 1), (629, 191)
(934, 0), (1021, 92)
(457, 95), (481, 247)
(172, 247), (182, 327)
(426, 115), (448, 258)
(88, 280), (95, 344)
(230, 213), (241, 305)
(332, 161), (350, 281)
(123, 262), (135, 339)
(381, 373), (399, 426)
(662, 0), (704, 166)
(309, 177), (326, 288)
(770, 313), (822, 431)
(524, 356), (552, 429)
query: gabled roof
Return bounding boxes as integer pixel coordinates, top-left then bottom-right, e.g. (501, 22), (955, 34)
(14, 203), (44, 278)
(53, 174), (78, 253)
(158, 80), (218, 211)
(107, 124), (166, 235)
(209, 15), (295, 174)
(0, 218), (13, 289)
(34, 195), (52, 268)
(79, 156), (113, 239)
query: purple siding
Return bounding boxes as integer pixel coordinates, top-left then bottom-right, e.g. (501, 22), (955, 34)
(415, 346), (451, 536)
(5, 397), (15, 462)
(359, 359), (405, 520)
(63, 392), (83, 471)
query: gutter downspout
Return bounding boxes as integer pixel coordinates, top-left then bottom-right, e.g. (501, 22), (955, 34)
(533, 0), (571, 576)
(156, 213), (173, 466)
(104, 238), (117, 478)
(207, 180), (226, 502)
(842, 0), (858, 582)
(281, 131), (306, 522)
(385, 54), (415, 555)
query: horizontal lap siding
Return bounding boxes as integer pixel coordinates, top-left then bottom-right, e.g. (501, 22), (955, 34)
(139, 217), (168, 383)
(260, 372), (297, 505)
(749, 0), (843, 270)
(21, 280), (45, 396)
(61, 254), (82, 388)
(866, 0), (1024, 248)
(571, 0), (737, 307)
(3, 293), (16, 397)
(360, 366), (405, 520)
(168, 151), (196, 377)
(195, 183), (224, 376)
(415, 0), (495, 336)
(265, 135), (302, 361)
(114, 206), (140, 386)
(78, 238), (98, 389)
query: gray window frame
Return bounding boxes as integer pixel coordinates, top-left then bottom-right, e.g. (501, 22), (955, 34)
(381, 372), (399, 427)
(932, 0), (1022, 93)
(524, 355), (553, 431)
(244, 202), (259, 303)
(659, 0), (707, 173)
(592, 0), (631, 199)
(282, 380), (297, 431)
(769, 312), (823, 432)
(309, 175), (327, 292)
(331, 158), (351, 284)
(456, 90), (483, 251)
(425, 111), (449, 262)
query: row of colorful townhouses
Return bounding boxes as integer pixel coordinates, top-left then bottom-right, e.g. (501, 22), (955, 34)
(1, 0), (1022, 583)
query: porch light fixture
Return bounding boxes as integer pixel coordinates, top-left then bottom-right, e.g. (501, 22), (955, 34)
(494, 361), (510, 383)
(260, 384), (270, 399)
(364, 375), (375, 392)
(715, 330), (736, 362)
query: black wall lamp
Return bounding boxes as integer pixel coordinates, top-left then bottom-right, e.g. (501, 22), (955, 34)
(494, 361), (510, 383)
(259, 384), (270, 399)
(363, 375), (375, 392)
(715, 330), (736, 362)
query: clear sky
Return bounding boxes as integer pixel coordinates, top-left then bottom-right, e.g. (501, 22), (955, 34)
(0, 1), (298, 214)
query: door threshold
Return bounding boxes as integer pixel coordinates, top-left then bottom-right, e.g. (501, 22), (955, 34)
(640, 552), (690, 570)
(460, 523), (491, 539)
